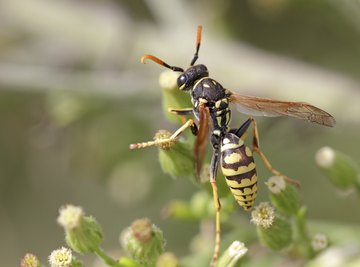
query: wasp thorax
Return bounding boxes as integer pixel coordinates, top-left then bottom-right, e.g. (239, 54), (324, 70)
(177, 64), (209, 91)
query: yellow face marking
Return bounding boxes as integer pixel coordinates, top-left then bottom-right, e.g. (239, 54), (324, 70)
(223, 152), (242, 164)
(245, 147), (252, 157)
(225, 174), (257, 188)
(199, 98), (208, 103)
(203, 83), (210, 88)
(221, 162), (256, 176)
(212, 80), (217, 86)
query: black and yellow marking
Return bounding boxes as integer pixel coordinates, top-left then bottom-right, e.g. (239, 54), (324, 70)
(220, 133), (258, 211)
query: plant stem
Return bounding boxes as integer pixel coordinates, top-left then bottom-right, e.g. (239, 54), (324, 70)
(94, 247), (121, 267)
(292, 206), (314, 259)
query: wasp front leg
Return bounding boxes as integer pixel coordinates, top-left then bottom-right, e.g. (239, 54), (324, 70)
(129, 119), (198, 150)
(168, 107), (197, 135)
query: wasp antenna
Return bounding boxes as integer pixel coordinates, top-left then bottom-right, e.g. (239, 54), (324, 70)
(190, 25), (202, 66)
(141, 54), (184, 72)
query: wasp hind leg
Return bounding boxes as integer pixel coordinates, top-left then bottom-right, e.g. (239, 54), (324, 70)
(129, 119), (197, 149)
(209, 151), (221, 267)
(249, 118), (300, 187)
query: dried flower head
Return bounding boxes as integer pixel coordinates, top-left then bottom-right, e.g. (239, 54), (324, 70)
(57, 205), (84, 230)
(251, 202), (275, 229)
(48, 247), (72, 267)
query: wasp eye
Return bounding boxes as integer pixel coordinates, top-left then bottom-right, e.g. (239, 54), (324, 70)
(177, 74), (188, 90)
(178, 75), (187, 85)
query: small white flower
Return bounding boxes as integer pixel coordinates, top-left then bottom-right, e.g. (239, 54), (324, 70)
(266, 176), (286, 194)
(315, 147), (335, 168)
(57, 204), (84, 230)
(251, 202), (275, 229)
(48, 247), (72, 267)
(228, 241), (248, 259)
(312, 233), (328, 251)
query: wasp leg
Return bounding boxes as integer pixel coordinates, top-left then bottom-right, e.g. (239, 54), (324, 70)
(168, 107), (193, 116)
(230, 118), (252, 137)
(249, 118), (300, 187)
(209, 150), (221, 267)
(168, 108), (198, 135)
(129, 119), (197, 149)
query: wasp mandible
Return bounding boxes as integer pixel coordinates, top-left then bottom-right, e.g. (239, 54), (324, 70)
(130, 26), (335, 267)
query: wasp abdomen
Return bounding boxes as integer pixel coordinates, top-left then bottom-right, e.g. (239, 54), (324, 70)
(220, 134), (258, 211)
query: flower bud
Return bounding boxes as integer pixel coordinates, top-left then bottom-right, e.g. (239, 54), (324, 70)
(216, 241), (248, 267)
(21, 253), (40, 267)
(267, 176), (300, 216)
(159, 70), (192, 124)
(156, 252), (179, 267)
(121, 218), (165, 266)
(251, 202), (292, 250)
(156, 130), (195, 179)
(57, 205), (103, 253)
(48, 247), (72, 267)
(316, 147), (360, 190)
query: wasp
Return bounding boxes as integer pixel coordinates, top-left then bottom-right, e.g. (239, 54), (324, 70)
(130, 26), (335, 266)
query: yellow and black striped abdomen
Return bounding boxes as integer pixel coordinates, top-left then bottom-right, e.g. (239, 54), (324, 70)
(220, 133), (257, 211)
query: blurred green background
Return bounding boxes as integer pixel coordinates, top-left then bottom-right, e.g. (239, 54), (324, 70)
(1, 0), (360, 266)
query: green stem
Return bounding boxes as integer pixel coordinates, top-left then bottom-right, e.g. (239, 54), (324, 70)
(94, 247), (121, 267)
(292, 206), (314, 259)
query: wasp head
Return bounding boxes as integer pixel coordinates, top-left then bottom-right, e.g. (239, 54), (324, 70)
(177, 64), (209, 91)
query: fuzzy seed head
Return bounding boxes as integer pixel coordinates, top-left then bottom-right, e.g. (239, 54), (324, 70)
(21, 253), (39, 267)
(48, 247), (72, 267)
(312, 233), (328, 251)
(154, 130), (176, 150)
(267, 176), (286, 194)
(251, 202), (275, 229)
(57, 204), (84, 230)
(316, 146), (335, 168)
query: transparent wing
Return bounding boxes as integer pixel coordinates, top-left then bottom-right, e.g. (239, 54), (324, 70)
(229, 92), (336, 127)
(195, 104), (210, 177)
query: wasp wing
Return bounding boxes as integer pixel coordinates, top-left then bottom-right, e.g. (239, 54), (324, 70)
(195, 104), (210, 178)
(229, 92), (336, 127)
